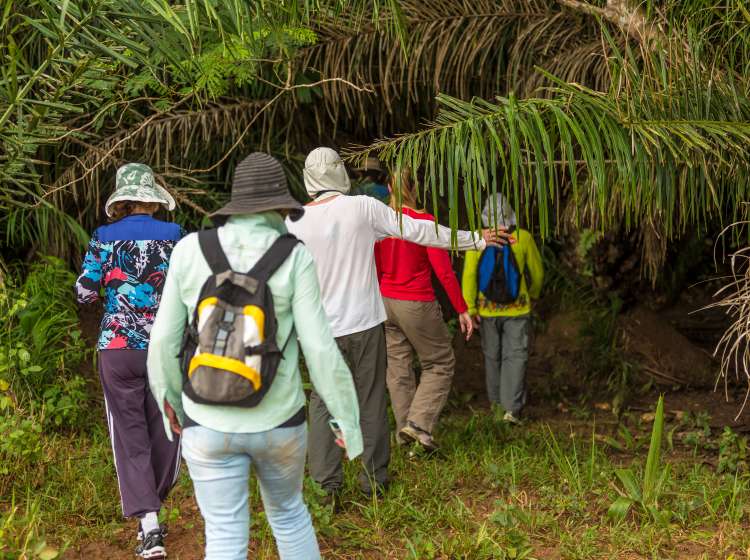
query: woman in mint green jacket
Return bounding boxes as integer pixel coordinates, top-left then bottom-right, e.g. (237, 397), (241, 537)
(147, 153), (362, 560)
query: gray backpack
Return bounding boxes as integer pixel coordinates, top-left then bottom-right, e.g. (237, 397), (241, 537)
(179, 230), (299, 407)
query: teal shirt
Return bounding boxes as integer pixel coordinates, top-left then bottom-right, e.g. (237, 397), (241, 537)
(147, 212), (363, 459)
(351, 180), (390, 204)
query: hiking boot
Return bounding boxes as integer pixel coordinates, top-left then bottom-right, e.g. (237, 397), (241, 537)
(135, 528), (167, 559)
(502, 411), (523, 426)
(399, 422), (439, 453)
(137, 523), (168, 542)
(395, 431), (408, 446)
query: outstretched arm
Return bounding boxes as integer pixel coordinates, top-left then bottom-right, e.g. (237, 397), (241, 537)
(366, 198), (509, 250)
(427, 247), (474, 339)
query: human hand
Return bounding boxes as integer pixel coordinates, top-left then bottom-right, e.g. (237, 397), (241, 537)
(472, 315), (482, 330)
(481, 227), (515, 246)
(164, 399), (182, 435)
(458, 312), (474, 341)
(330, 420), (348, 457)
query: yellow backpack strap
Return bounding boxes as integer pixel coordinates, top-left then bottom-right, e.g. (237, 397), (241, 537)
(188, 354), (261, 391)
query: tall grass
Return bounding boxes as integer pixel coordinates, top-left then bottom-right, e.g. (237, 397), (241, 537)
(0, 496), (60, 560)
(0, 398), (748, 558)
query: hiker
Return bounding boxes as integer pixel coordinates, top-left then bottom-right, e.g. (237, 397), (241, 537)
(374, 169), (474, 453)
(286, 147), (511, 503)
(75, 163), (183, 559)
(350, 156), (390, 203)
(461, 193), (544, 425)
(147, 152), (362, 560)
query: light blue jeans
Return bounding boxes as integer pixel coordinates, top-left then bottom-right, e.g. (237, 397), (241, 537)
(181, 423), (320, 560)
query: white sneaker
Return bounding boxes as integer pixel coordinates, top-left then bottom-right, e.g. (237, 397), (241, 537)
(502, 411), (523, 426)
(135, 529), (167, 559)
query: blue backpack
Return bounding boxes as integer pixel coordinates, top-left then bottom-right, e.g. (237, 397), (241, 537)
(478, 238), (521, 305)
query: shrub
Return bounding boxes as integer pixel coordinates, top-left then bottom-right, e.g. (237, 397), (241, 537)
(0, 257), (92, 436)
(0, 415), (43, 476)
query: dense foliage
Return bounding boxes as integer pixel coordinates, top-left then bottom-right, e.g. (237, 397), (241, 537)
(0, 0), (401, 259)
(0, 258), (92, 557)
(2, 1), (748, 274)
(361, 3), (750, 277)
(0, 258), (90, 464)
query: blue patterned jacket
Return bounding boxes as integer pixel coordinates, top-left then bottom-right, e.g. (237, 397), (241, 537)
(75, 214), (184, 350)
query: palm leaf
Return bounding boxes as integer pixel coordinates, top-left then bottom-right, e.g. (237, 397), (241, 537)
(299, 0), (615, 137)
(354, 34), (750, 273)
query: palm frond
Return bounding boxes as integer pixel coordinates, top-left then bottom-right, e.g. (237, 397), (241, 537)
(0, 0), (403, 254)
(298, 0), (616, 137)
(3, 0), (750, 267)
(354, 35), (750, 274)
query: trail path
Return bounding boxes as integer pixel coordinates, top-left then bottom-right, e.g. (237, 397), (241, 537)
(62, 313), (750, 559)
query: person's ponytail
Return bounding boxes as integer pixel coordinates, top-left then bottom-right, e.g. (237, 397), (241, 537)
(388, 168), (422, 211)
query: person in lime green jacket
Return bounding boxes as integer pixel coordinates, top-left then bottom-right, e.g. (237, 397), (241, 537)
(462, 194), (543, 424)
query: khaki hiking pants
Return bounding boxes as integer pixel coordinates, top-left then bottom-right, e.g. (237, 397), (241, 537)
(383, 297), (455, 436)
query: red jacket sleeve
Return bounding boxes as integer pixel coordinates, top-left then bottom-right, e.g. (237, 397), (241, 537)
(427, 247), (468, 314)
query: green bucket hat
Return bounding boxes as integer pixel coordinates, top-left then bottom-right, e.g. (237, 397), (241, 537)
(105, 163), (176, 218)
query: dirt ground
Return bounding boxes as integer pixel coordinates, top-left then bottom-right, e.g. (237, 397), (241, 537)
(65, 290), (750, 559)
(63, 383), (748, 560)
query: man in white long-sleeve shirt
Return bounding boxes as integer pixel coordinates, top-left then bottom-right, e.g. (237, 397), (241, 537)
(287, 147), (509, 501)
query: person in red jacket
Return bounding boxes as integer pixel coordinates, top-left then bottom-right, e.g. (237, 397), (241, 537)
(374, 169), (474, 452)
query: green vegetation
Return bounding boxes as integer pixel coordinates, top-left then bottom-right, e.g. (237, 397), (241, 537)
(0, 258), (98, 558)
(0, 0), (403, 257)
(0, 257), (743, 558)
(3, 392), (750, 558)
(2, 1), (748, 271)
(0, 258), (91, 432)
(2, 1), (750, 557)
(227, 405), (750, 559)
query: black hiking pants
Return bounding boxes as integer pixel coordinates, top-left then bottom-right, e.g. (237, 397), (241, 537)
(308, 324), (390, 494)
(98, 349), (181, 518)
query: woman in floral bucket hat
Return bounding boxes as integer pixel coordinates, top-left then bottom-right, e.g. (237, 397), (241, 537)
(75, 163), (184, 559)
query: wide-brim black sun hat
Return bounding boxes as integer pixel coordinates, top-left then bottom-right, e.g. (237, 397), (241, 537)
(210, 152), (304, 221)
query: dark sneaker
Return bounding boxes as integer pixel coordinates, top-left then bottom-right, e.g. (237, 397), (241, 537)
(137, 523), (168, 542)
(399, 423), (439, 453)
(320, 488), (343, 513)
(135, 529), (167, 559)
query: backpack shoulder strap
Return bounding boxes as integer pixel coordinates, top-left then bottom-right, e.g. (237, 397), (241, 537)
(198, 229), (232, 274)
(248, 234), (300, 282)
